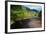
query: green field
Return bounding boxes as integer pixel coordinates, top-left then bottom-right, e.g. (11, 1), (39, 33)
(10, 5), (41, 21)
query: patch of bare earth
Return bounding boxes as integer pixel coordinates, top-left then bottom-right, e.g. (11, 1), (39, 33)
(31, 18), (42, 28)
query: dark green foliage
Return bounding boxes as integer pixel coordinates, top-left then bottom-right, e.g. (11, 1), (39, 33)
(11, 5), (24, 21)
(38, 10), (42, 18)
(11, 5), (22, 11)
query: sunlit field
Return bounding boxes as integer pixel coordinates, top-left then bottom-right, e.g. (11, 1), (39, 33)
(10, 5), (42, 29)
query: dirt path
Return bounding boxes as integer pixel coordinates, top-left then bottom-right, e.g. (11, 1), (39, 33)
(11, 17), (42, 29)
(29, 18), (42, 28)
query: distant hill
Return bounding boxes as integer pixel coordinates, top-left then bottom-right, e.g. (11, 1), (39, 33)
(24, 6), (39, 13)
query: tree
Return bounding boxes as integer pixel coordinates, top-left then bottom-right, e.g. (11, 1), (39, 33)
(38, 10), (42, 18)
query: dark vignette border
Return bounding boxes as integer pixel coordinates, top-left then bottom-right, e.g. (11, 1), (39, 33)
(5, 1), (45, 33)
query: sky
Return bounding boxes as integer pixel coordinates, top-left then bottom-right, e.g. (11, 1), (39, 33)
(24, 5), (42, 12)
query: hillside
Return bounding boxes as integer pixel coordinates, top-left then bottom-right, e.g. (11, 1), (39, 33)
(11, 5), (41, 21)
